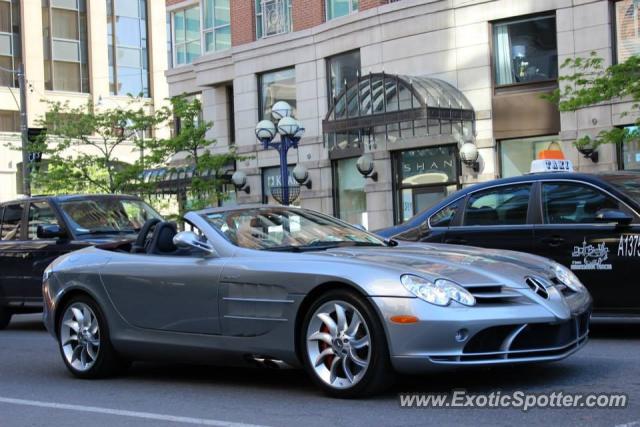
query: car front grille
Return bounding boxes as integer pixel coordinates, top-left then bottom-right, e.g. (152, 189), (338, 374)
(429, 310), (591, 364)
(464, 283), (529, 305)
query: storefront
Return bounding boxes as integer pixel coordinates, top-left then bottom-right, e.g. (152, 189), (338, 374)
(393, 145), (460, 223)
(322, 73), (475, 226)
(261, 165), (297, 205)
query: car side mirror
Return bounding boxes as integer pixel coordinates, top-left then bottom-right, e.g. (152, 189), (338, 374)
(595, 209), (633, 226)
(173, 231), (217, 256)
(37, 224), (68, 240)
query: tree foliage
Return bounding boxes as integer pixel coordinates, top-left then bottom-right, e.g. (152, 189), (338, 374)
(31, 99), (167, 194)
(146, 95), (245, 212)
(546, 53), (640, 149)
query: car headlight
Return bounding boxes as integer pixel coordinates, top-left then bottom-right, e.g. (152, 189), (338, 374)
(553, 263), (586, 293)
(400, 274), (476, 306)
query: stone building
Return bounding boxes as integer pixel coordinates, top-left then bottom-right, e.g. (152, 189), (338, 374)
(0, 0), (169, 202)
(165, 0), (639, 228)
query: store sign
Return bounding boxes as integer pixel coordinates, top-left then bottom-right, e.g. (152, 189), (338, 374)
(262, 166), (296, 193)
(399, 146), (458, 186)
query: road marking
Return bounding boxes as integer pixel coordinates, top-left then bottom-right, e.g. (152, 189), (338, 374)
(616, 421), (640, 427)
(0, 396), (270, 427)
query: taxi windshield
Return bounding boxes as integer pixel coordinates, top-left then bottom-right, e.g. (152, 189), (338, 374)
(599, 173), (640, 205)
(201, 207), (386, 251)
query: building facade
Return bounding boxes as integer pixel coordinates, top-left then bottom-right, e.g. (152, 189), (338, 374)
(166, 0), (639, 229)
(0, 0), (169, 202)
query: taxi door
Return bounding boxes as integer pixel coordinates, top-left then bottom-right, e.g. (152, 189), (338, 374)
(443, 183), (535, 253)
(532, 180), (640, 313)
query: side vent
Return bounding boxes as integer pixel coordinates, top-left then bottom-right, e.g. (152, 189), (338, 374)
(525, 277), (549, 299)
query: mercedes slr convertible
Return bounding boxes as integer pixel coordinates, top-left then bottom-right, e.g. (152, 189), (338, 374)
(43, 205), (592, 397)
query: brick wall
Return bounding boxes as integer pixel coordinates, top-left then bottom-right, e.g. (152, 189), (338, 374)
(292, 0), (325, 31)
(231, 0), (255, 46)
(360, 0), (387, 11)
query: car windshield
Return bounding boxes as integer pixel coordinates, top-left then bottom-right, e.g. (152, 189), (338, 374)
(599, 173), (640, 205)
(59, 198), (162, 236)
(201, 207), (387, 251)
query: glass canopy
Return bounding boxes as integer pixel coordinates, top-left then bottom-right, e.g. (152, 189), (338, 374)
(323, 73), (475, 152)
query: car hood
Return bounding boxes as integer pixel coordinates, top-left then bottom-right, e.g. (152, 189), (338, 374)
(319, 242), (555, 289)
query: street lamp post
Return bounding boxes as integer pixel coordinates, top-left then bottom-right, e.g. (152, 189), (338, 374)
(255, 101), (305, 206)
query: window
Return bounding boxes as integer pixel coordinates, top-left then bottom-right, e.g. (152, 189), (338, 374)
(395, 146), (459, 223)
(107, 0), (150, 97)
(262, 165), (297, 205)
(203, 0), (230, 52)
(226, 84), (235, 145)
(326, 50), (360, 106)
(42, 0), (89, 93)
(542, 182), (624, 224)
(326, 0), (358, 20)
(0, 0), (20, 87)
(259, 68), (296, 120)
(500, 135), (561, 177)
(464, 184), (531, 226)
(0, 110), (19, 132)
(615, 0), (640, 63)
(618, 125), (640, 170)
(255, 0), (292, 39)
(333, 157), (367, 227)
(493, 15), (557, 86)
(28, 202), (59, 240)
(430, 202), (459, 228)
(172, 4), (201, 66)
(1, 203), (23, 240)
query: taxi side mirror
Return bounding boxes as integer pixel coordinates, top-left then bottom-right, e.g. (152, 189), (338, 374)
(37, 224), (68, 240)
(595, 209), (633, 226)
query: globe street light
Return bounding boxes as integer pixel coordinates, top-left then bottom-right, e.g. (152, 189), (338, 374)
(255, 101), (305, 205)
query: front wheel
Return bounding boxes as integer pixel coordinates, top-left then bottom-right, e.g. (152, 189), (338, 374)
(0, 307), (12, 330)
(301, 290), (395, 398)
(58, 295), (128, 379)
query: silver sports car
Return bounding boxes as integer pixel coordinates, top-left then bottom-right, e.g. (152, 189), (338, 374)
(43, 205), (592, 397)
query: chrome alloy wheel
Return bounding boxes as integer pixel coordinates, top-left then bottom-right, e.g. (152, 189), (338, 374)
(60, 302), (100, 372)
(306, 301), (371, 390)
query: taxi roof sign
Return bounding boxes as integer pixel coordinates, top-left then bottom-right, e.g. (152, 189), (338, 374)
(530, 159), (574, 174)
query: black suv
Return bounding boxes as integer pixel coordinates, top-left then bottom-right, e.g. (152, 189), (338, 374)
(0, 194), (162, 328)
(377, 171), (640, 317)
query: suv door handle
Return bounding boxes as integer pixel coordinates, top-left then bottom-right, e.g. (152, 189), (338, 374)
(444, 238), (467, 245)
(542, 236), (565, 247)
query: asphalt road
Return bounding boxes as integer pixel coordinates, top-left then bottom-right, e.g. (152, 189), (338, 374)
(0, 314), (638, 427)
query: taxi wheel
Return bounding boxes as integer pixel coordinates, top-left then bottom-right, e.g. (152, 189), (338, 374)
(0, 307), (11, 330)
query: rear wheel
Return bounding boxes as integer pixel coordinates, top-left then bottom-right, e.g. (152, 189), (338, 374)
(58, 295), (128, 378)
(0, 307), (11, 330)
(301, 289), (395, 398)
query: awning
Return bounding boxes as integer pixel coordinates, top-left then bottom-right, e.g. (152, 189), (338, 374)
(322, 73), (475, 153)
(137, 163), (235, 195)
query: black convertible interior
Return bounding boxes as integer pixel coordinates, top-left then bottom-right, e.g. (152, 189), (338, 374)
(97, 219), (194, 256)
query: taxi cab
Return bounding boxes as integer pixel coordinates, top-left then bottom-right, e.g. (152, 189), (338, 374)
(377, 152), (640, 317)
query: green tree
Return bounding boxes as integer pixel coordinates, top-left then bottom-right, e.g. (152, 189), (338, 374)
(147, 95), (245, 212)
(547, 53), (640, 150)
(31, 99), (167, 195)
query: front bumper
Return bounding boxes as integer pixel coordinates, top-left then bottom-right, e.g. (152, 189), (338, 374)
(372, 296), (591, 374)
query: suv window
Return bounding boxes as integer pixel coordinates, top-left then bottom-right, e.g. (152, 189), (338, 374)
(463, 184), (531, 226)
(429, 202), (459, 228)
(542, 182), (624, 224)
(28, 202), (60, 240)
(1, 203), (25, 240)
